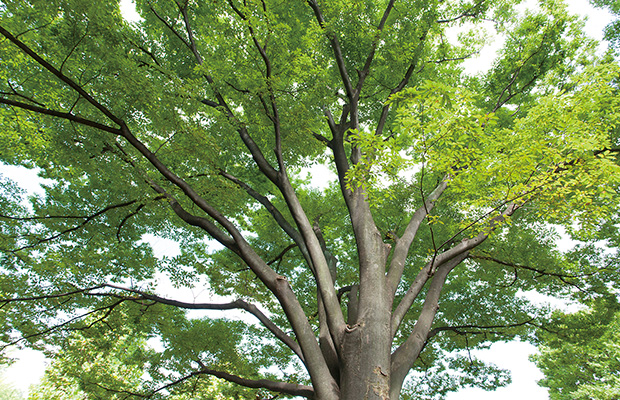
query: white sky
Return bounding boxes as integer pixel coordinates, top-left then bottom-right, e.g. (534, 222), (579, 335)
(0, 0), (615, 397)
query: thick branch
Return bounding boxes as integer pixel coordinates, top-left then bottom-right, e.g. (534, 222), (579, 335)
(111, 364), (314, 399)
(148, 182), (238, 250)
(390, 260), (432, 337)
(327, 116), (391, 337)
(0, 25), (241, 252)
(0, 25), (123, 126)
(386, 179), (448, 299)
(391, 202), (520, 338)
(219, 170), (314, 271)
(3, 15), (338, 398)
(389, 252), (468, 400)
(312, 218), (338, 279)
(313, 218), (340, 377)
(197, 366), (314, 398)
(145, 168), (339, 398)
(97, 284), (304, 362)
(276, 175), (347, 348)
(0, 97), (121, 135)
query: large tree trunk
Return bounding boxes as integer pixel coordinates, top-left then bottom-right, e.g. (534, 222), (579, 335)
(339, 304), (392, 400)
(338, 193), (394, 400)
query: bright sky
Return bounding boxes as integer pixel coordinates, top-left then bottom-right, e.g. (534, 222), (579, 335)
(0, 0), (615, 397)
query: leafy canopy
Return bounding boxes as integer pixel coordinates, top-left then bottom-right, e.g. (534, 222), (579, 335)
(0, 0), (619, 399)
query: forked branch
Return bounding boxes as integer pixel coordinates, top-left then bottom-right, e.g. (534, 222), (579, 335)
(3, 199), (139, 252)
(387, 179), (448, 298)
(306, 0), (355, 101)
(389, 252), (469, 398)
(0, 25), (123, 126)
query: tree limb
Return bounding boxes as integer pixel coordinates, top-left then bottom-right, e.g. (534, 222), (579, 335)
(491, 28), (552, 112)
(0, 285), (104, 304)
(0, 25), (123, 126)
(427, 318), (536, 340)
(391, 202), (521, 338)
(1, 24), (336, 392)
(148, 5), (191, 49)
(0, 299), (124, 350)
(94, 284), (305, 362)
(389, 252), (469, 399)
(91, 364), (314, 399)
(355, 0), (396, 98)
(152, 0), (280, 183)
(218, 170), (314, 272)
(436, 0), (487, 24)
(227, 0), (285, 172)
(386, 179), (448, 299)
(5, 200), (139, 252)
(375, 29), (429, 137)
(180, 366), (315, 398)
(0, 25), (242, 253)
(470, 253), (611, 292)
(0, 97), (121, 135)
(306, 0), (354, 102)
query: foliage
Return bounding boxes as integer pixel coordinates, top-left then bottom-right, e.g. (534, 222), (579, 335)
(591, 0), (620, 50)
(533, 290), (620, 400)
(0, 0), (618, 399)
(0, 370), (22, 400)
(27, 306), (257, 400)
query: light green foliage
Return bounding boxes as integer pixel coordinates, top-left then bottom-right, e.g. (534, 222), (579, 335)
(363, 63), (620, 235)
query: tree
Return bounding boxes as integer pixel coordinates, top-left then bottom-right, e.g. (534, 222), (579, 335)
(533, 290), (620, 400)
(532, 225), (620, 400)
(590, 0), (620, 50)
(0, 0), (619, 399)
(27, 308), (253, 400)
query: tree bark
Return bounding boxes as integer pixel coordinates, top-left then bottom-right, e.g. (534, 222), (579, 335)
(339, 301), (392, 400)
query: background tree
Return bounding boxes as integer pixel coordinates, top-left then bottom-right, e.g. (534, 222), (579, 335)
(0, 0), (619, 399)
(27, 305), (258, 400)
(533, 291), (620, 399)
(532, 227), (620, 400)
(590, 0), (620, 49)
